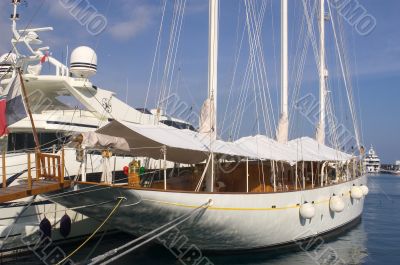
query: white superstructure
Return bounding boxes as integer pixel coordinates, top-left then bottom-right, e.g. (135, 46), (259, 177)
(0, 0), (194, 252)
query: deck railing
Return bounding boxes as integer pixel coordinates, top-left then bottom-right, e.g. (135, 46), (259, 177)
(35, 148), (65, 184)
(1, 148), (65, 190)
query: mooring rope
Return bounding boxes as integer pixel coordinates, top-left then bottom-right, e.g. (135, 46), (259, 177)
(88, 199), (212, 265)
(56, 197), (126, 265)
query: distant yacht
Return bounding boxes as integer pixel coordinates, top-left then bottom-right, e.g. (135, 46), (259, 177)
(363, 146), (381, 173)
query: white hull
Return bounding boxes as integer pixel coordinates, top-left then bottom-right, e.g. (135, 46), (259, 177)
(49, 175), (367, 251)
(0, 202), (100, 251)
(0, 148), (132, 251)
(365, 166), (380, 173)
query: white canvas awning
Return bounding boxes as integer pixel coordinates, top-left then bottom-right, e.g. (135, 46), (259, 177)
(234, 135), (299, 163)
(92, 120), (353, 164)
(288, 137), (353, 162)
(96, 121), (210, 164)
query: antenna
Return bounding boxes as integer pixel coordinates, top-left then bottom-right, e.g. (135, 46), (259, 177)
(125, 78), (129, 104)
(66, 45), (69, 67)
(11, 0), (21, 41)
(11, 0), (20, 20)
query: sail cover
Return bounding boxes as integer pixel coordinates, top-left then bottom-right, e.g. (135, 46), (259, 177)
(79, 131), (130, 152)
(199, 98), (215, 135)
(94, 120), (353, 164)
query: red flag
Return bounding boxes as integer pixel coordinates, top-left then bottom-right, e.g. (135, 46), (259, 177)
(0, 95), (7, 136)
(40, 52), (48, 64)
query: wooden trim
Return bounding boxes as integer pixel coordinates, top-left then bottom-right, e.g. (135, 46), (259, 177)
(52, 157), (56, 177)
(47, 157), (51, 177)
(60, 148), (65, 184)
(18, 68), (40, 148)
(0, 180), (71, 203)
(35, 149), (40, 181)
(27, 153), (32, 190)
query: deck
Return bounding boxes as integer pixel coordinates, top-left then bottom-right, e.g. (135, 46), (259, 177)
(1, 149), (69, 203)
(0, 180), (71, 203)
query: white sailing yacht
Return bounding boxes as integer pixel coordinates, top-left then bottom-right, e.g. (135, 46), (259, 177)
(45, 0), (369, 254)
(0, 0), (193, 251)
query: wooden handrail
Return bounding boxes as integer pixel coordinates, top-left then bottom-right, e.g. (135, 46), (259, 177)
(27, 153), (32, 190)
(36, 152), (63, 180)
(39, 153), (62, 159)
(35, 149), (40, 181)
(60, 148), (65, 184)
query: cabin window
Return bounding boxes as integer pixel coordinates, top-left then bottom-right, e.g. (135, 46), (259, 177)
(7, 132), (66, 152)
(160, 120), (196, 131)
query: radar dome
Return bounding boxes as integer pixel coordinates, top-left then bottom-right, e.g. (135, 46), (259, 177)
(70, 46), (97, 78)
(0, 53), (16, 78)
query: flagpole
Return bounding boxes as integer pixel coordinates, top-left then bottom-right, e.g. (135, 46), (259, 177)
(17, 68), (40, 149)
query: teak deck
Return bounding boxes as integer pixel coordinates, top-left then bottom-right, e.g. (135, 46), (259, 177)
(0, 180), (71, 203)
(1, 149), (68, 203)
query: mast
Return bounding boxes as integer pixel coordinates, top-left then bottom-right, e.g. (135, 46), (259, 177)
(276, 0), (288, 144)
(316, 0), (327, 144)
(205, 0), (219, 193)
(208, 0), (218, 140)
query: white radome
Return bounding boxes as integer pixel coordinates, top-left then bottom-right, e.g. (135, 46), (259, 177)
(330, 195), (345, 213)
(360, 185), (369, 196)
(299, 202), (316, 219)
(70, 46), (97, 78)
(350, 186), (363, 200)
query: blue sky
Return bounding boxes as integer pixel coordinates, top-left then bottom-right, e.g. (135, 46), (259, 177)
(0, 0), (399, 163)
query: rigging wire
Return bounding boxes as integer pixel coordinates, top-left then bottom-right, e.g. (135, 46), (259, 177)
(157, 0), (187, 115)
(327, 3), (361, 150)
(88, 200), (212, 265)
(141, 0), (168, 122)
(220, 1), (245, 136)
(56, 197), (125, 265)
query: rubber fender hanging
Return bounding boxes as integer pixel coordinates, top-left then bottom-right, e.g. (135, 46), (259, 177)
(60, 214), (72, 238)
(39, 217), (52, 239)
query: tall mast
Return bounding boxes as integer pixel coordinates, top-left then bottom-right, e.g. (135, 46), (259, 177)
(208, 0), (218, 140)
(204, 0), (219, 193)
(276, 0), (288, 143)
(316, 0), (327, 144)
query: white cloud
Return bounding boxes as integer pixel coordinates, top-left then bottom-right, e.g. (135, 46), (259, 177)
(107, 3), (158, 41)
(47, 1), (77, 20)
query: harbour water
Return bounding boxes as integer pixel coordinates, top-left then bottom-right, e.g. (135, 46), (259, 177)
(3, 174), (399, 265)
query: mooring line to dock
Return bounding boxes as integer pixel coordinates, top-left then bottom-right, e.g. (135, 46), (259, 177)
(56, 197), (126, 265)
(87, 199), (213, 265)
